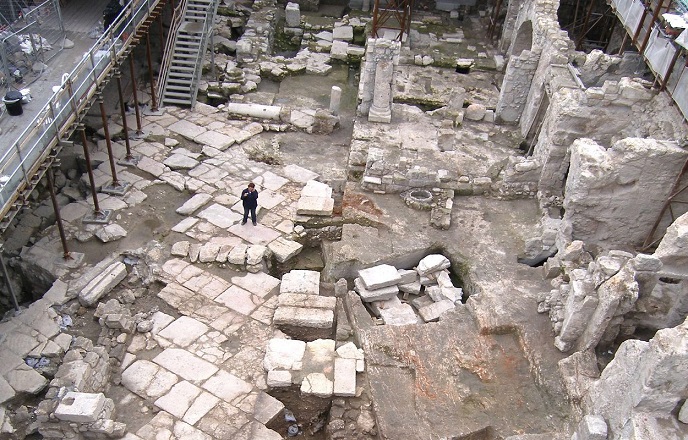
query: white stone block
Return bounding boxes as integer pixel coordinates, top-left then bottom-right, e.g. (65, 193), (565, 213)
(268, 238), (304, 263)
(575, 415), (608, 440)
(301, 373), (333, 397)
(267, 370), (292, 387)
(358, 264), (401, 289)
(380, 303), (420, 326)
(418, 299), (454, 322)
(281, 270), (320, 295)
(397, 269), (417, 284)
(334, 358), (356, 396)
(55, 392), (106, 423)
(263, 339), (307, 371)
(416, 254), (451, 275)
(354, 278), (398, 302)
(273, 307), (334, 329)
(79, 262), (127, 307)
(297, 196), (334, 216)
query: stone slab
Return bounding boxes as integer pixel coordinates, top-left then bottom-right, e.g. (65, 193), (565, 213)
(79, 261), (127, 307)
(354, 277), (399, 302)
(297, 196), (334, 216)
(333, 358), (356, 396)
(267, 370), (292, 387)
(274, 306), (334, 329)
(418, 299), (455, 322)
(278, 293), (336, 310)
(268, 237), (303, 263)
(282, 164), (319, 183)
(153, 348), (218, 381)
(121, 360), (178, 399)
(380, 303), (420, 326)
(168, 119), (207, 140)
(280, 270), (320, 295)
(157, 316), (208, 347)
(177, 193), (213, 215)
(301, 372), (333, 397)
(231, 271), (281, 298)
(417, 254), (451, 276)
(55, 392), (106, 423)
(263, 339), (307, 371)
(197, 203), (242, 228)
(202, 370), (252, 402)
(228, 223), (281, 245)
(359, 264), (402, 289)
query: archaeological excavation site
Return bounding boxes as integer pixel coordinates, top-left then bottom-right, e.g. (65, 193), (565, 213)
(0, 0), (687, 437)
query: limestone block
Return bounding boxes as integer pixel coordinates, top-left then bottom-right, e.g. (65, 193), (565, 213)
(679, 400), (688, 423)
(302, 180), (333, 198)
(397, 269), (417, 284)
(301, 373), (333, 397)
(285, 2), (300, 27)
(358, 264), (401, 289)
(246, 245), (266, 265)
(278, 294), (336, 310)
(79, 262), (127, 307)
(268, 237), (303, 263)
(228, 244), (248, 265)
(330, 40), (349, 61)
(263, 339), (307, 371)
(354, 277), (398, 302)
(55, 392), (106, 423)
(368, 295), (402, 316)
(171, 241), (190, 257)
(416, 254), (450, 275)
(267, 370), (292, 387)
(575, 415), (607, 440)
(95, 224), (127, 243)
(273, 306), (334, 329)
(336, 342), (364, 360)
(157, 316), (208, 348)
(5, 365), (48, 394)
(332, 26), (353, 41)
(418, 299), (454, 322)
(296, 196), (334, 216)
(176, 193), (212, 215)
(380, 303), (420, 326)
(152, 348), (218, 381)
(0, 376), (16, 404)
(464, 104), (486, 121)
(202, 370), (252, 402)
(399, 281), (422, 295)
(163, 153), (199, 170)
(333, 358), (356, 396)
(281, 270), (320, 295)
(198, 243), (221, 263)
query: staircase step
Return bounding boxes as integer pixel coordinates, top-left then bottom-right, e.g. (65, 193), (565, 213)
(162, 98), (193, 105)
(171, 59), (199, 66)
(164, 91), (193, 98)
(168, 71), (195, 78)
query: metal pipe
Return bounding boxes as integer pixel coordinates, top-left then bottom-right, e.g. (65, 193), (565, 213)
(0, 246), (20, 311)
(660, 48), (681, 91)
(640, 0), (665, 54)
(632, 3), (649, 44)
(79, 125), (103, 215)
(618, 30), (628, 55)
(488, 0), (503, 38)
(128, 53), (143, 134)
(98, 95), (121, 187)
(575, 0), (596, 50)
(47, 167), (70, 260)
(146, 31), (158, 111)
(159, 11), (165, 57)
(115, 71), (134, 160)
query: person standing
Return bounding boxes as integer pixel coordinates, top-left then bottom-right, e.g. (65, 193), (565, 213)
(241, 182), (259, 225)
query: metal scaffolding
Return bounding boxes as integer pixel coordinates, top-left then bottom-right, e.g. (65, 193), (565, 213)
(371, 0), (414, 41)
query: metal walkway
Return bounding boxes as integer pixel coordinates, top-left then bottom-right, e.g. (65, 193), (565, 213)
(0, 0), (166, 232)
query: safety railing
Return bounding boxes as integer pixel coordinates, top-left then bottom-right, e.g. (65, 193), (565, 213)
(189, 0), (218, 108)
(157, 0), (186, 103)
(0, 0), (163, 229)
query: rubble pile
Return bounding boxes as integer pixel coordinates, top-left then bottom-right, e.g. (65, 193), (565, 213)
(354, 254), (463, 324)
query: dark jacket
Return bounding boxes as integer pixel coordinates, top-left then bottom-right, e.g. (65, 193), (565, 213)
(241, 188), (258, 208)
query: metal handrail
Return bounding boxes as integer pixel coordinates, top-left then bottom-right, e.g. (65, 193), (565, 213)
(189, 0), (218, 107)
(0, 0), (163, 230)
(157, 0), (186, 104)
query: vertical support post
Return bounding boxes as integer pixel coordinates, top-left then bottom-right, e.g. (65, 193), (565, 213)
(618, 32), (628, 55)
(0, 245), (20, 311)
(660, 48), (681, 91)
(632, 5), (649, 44)
(639, 0), (665, 54)
(488, 0), (503, 38)
(146, 31), (158, 111)
(159, 12), (165, 56)
(115, 70), (134, 161)
(128, 53), (143, 134)
(98, 95), (121, 186)
(47, 167), (71, 260)
(79, 125), (103, 216)
(575, 0), (596, 50)
(210, 31), (216, 78)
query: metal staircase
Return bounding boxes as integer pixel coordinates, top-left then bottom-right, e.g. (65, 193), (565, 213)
(158, 0), (218, 107)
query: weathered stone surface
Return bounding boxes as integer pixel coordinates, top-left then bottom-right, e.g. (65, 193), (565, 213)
(163, 153), (199, 170)
(268, 237), (303, 263)
(358, 264), (401, 289)
(354, 277), (398, 302)
(171, 241), (190, 257)
(654, 211), (688, 276)
(228, 244), (248, 265)
(55, 392), (106, 423)
(157, 316), (208, 347)
(177, 193), (212, 215)
(301, 373), (333, 397)
(95, 224), (127, 243)
(333, 358), (356, 396)
(296, 196), (334, 216)
(79, 262), (127, 307)
(153, 348), (218, 381)
(416, 254), (451, 276)
(278, 294), (336, 309)
(246, 245), (266, 265)
(267, 370), (292, 387)
(263, 339), (307, 371)
(418, 299), (454, 322)
(273, 306), (334, 329)
(380, 303), (420, 326)
(121, 360), (178, 399)
(198, 203), (242, 228)
(202, 370), (252, 402)
(5, 365), (48, 394)
(198, 243), (221, 263)
(280, 270), (320, 295)
(574, 415), (607, 440)
(464, 103), (486, 121)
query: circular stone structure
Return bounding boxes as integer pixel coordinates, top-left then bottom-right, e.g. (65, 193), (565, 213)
(401, 188), (434, 210)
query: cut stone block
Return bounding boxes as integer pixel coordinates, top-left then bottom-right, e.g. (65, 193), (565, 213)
(301, 373), (333, 398)
(278, 294), (336, 309)
(154, 381), (202, 418)
(397, 269), (418, 284)
(267, 370), (292, 387)
(333, 358), (356, 397)
(301, 180), (333, 198)
(380, 303), (420, 326)
(416, 254), (451, 276)
(354, 277), (398, 302)
(202, 370), (252, 402)
(411, 295), (434, 310)
(575, 414), (608, 440)
(121, 360), (178, 399)
(254, 392), (285, 425)
(280, 270), (320, 295)
(264, 339), (307, 371)
(399, 281), (422, 295)
(79, 262), (127, 306)
(418, 299), (455, 322)
(228, 244), (248, 265)
(268, 237), (303, 263)
(176, 193), (212, 215)
(157, 316), (208, 347)
(369, 295), (402, 316)
(273, 306), (334, 329)
(55, 392), (106, 423)
(358, 264), (402, 289)
(171, 241), (190, 257)
(153, 348), (218, 381)
(296, 196), (334, 216)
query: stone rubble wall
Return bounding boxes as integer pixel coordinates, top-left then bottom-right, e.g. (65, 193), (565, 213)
(581, 319), (688, 439)
(562, 138), (688, 250)
(235, 0), (277, 64)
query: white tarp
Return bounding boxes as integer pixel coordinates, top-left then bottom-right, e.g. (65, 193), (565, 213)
(614, 0), (645, 33)
(671, 67), (688, 120)
(644, 27), (677, 78)
(676, 29), (688, 49)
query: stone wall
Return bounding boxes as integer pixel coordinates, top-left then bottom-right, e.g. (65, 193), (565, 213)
(562, 138), (688, 249)
(495, 50), (540, 123)
(235, 0), (277, 64)
(583, 319), (688, 439)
